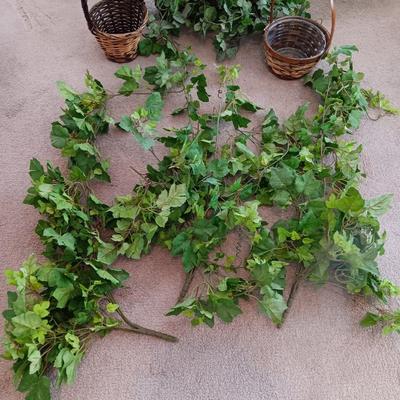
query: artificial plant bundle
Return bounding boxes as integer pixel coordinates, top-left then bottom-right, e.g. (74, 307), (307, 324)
(3, 41), (400, 400)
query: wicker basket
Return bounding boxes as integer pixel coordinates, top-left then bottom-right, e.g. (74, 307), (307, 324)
(81, 0), (148, 63)
(264, 0), (336, 79)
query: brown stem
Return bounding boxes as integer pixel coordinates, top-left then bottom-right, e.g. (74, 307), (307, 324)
(149, 148), (160, 162)
(366, 110), (383, 121)
(130, 165), (146, 178)
(277, 267), (304, 328)
(108, 88), (184, 97)
(117, 309), (177, 342)
(176, 269), (195, 304)
(108, 294), (178, 342)
(114, 326), (176, 342)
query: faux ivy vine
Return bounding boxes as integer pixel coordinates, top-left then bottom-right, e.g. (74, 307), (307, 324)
(139, 0), (311, 60)
(2, 41), (400, 400)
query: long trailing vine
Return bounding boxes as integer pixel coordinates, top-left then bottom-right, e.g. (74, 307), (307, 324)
(2, 38), (400, 400)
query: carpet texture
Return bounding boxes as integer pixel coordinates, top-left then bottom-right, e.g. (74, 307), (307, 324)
(1, 0), (400, 399)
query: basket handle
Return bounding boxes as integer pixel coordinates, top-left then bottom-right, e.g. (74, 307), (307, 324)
(326, 0), (336, 51)
(81, 0), (94, 33)
(269, 0), (336, 48)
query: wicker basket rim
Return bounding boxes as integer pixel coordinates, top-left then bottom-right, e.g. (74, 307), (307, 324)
(89, 6), (148, 37)
(264, 16), (330, 62)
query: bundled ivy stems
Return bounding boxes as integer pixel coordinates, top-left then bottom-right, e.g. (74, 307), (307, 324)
(3, 39), (400, 400)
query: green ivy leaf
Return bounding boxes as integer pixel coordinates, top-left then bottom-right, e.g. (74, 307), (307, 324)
(208, 159), (229, 179)
(119, 80), (139, 96)
(326, 187), (365, 213)
(360, 312), (380, 327)
(348, 109), (362, 129)
(155, 210), (170, 227)
(18, 374), (51, 400)
(365, 194), (393, 217)
(118, 115), (134, 132)
(269, 164), (296, 189)
(32, 301), (50, 318)
(125, 235), (145, 260)
(54, 348), (83, 384)
(28, 347), (41, 374)
(115, 65), (142, 96)
(294, 171), (322, 198)
(53, 286), (75, 308)
(191, 74), (210, 102)
(271, 190), (291, 207)
(29, 159), (45, 181)
(90, 265), (119, 284)
(42, 228), (76, 251)
(145, 91), (164, 121)
(138, 38), (154, 56)
(156, 183), (187, 209)
(12, 312), (42, 331)
(116, 65), (142, 81)
(171, 232), (197, 272)
(210, 295), (241, 323)
(106, 303), (119, 313)
(50, 124), (69, 149)
(97, 243), (118, 265)
(259, 286), (287, 325)
(56, 81), (78, 101)
(171, 233), (188, 255)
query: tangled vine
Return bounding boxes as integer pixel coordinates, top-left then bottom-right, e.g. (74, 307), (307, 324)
(2, 40), (400, 400)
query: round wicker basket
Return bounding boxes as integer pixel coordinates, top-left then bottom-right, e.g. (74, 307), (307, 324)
(81, 0), (148, 63)
(264, 0), (336, 79)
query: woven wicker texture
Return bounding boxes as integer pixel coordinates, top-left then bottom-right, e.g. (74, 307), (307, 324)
(264, 0), (336, 79)
(81, 0), (148, 63)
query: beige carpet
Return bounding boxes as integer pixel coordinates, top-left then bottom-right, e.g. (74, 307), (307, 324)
(1, 0), (400, 399)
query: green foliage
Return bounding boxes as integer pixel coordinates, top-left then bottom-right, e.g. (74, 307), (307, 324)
(3, 52), (204, 399)
(115, 65), (142, 96)
(361, 308), (400, 335)
(3, 256), (128, 400)
(152, 47), (399, 328)
(304, 45), (368, 135)
(3, 42), (400, 400)
(362, 88), (400, 116)
(51, 73), (112, 182)
(137, 14), (180, 58)
(118, 92), (164, 149)
(152, 0), (310, 60)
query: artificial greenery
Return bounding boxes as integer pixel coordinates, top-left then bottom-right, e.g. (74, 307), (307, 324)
(139, 0), (310, 60)
(3, 44), (400, 400)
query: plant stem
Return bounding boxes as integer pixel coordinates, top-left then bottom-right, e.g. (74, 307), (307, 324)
(176, 269), (195, 303)
(108, 294), (178, 342)
(114, 326), (176, 342)
(277, 266), (304, 328)
(149, 148), (160, 162)
(130, 165), (146, 178)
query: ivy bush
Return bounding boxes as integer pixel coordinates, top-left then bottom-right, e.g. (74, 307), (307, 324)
(2, 43), (400, 400)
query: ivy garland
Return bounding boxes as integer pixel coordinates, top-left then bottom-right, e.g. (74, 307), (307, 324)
(2, 39), (400, 400)
(139, 0), (311, 60)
